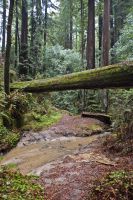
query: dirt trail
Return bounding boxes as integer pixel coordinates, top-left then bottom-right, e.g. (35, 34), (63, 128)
(1, 115), (118, 200)
(41, 141), (116, 200)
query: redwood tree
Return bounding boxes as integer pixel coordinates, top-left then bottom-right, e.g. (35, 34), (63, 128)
(2, 0), (6, 56)
(69, 0), (73, 49)
(15, 0), (19, 69)
(102, 0), (110, 113)
(44, 0), (48, 47)
(4, 0), (14, 95)
(86, 0), (95, 69)
(102, 0), (110, 66)
(19, 0), (28, 77)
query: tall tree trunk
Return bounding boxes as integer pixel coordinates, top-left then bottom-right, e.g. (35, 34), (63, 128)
(2, 0), (6, 56)
(86, 0), (95, 69)
(42, 0), (48, 72)
(102, 0), (110, 66)
(15, 0), (19, 69)
(102, 0), (110, 113)
(4, 0), (14, 95)
(36, 0), (42, 26)
(69, 0), (73, 49)
(110, 0), (115, 64)
(110, 0), (114, 49)
(80, 0), (84, 66)
(99, 14), (103, 66)
(44, 0), (48, 46)
(80, 0), (86, 110)
(75, 27), (78, 51)
(30, 0), (34, 49)
(19, 0), (28, 77)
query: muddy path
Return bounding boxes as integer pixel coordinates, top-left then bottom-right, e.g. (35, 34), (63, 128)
(0, 115), (117, 200)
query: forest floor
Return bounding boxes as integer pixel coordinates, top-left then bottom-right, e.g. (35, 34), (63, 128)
(1, 115), (132, 200)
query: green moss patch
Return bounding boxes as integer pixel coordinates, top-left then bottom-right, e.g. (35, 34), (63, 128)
(0, 166), (44, 200)
(23, 111), (62, 131)
(88, 170), (133, 200)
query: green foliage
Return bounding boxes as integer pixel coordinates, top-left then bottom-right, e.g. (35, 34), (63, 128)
(52, 90), (81, 114)
(109, 89), (133, 129)
(0, 166), (44, 200)
(52, 90), (103, 114)
(7, 91), (29, 116)
(4, 91), (30, 128)
(4, 132), (20, 147)
(0, 90), (30, 129)
(0, 90), (6, 112)
(0, 125), (9, 139)
(89, 170), (133, 200)
(0, 124), (20, 152)
(112, 10), (133, 62)
(45, 45), (82, 77)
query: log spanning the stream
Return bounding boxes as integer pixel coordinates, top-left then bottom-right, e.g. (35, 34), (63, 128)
(11, 62), (133, 93)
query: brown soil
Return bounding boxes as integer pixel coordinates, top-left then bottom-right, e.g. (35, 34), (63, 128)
(40, 140), (132, 200)
(47, 114), (105, 136)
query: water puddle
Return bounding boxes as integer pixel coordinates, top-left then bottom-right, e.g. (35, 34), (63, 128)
(0, 131), (99, 174)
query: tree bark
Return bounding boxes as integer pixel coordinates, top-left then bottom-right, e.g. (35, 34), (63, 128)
(102, 0), (110, 113)
(19, 0), (28, 77)
(2, 0), (6, 56)
(4, 0), (14, 95)
(44, 0), (48, 46)
(102, 0), (110, 66)
(99, 14), (103, 66)
(80, 0), (84, 66)
(69, 0), (73, 49)
(11, 62), (133, 92)
(86, 0), (95, 69)
(15, 0), (19, 69)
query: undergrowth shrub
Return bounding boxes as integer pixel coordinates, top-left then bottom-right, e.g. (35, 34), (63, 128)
(0, 166), (44, 200)
(0, 124), (19, 152)
(109, 89), (133, 137)
(88, 170), (133, 200)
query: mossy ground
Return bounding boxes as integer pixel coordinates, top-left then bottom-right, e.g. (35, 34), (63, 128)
(23, 110), (62, 131)
(0, 166), (44, 200)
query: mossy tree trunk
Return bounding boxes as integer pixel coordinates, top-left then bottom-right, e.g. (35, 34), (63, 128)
(11, 62), (133, 93)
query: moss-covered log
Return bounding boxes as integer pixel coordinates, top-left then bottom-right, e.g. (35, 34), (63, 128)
(11, 62), (133, 93)
(81, 112), (111, 125)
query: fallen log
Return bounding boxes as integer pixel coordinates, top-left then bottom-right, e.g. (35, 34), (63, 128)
(11, 62), (133, 93)
(81, 112), (111, 125)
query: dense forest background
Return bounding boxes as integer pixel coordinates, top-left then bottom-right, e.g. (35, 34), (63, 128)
(0, 0), (133, 115)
